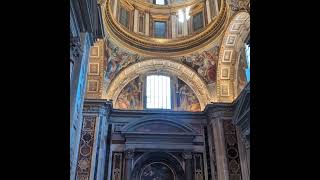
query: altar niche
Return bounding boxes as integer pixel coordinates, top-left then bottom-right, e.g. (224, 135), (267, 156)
(108, 149), (207, 180)
(130, 152), (185, 180)
(140, 162), (175, 180)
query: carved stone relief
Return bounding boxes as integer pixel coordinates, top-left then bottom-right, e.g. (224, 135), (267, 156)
(223, 120), (242, 180)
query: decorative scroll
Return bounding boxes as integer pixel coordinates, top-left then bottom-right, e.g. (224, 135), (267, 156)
(76, 116), (97, 180)
(112, 152), (123, 180)
(223, 120), (242, 180)
(194, 153), (204, 180)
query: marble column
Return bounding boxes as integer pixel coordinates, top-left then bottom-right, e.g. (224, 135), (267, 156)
(171, 13), (177, 38)
(145, 12), (150, 36)
(183, 152), (193, 180)
(206, 0), (212, 23)
(133, 9), (139, 33)
(113, 0), (118, 17)
(124, 149), (134, 180)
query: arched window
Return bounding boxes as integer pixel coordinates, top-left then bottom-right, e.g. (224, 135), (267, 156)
(146, 75), (171, 109)
(154, 0), (166, 5)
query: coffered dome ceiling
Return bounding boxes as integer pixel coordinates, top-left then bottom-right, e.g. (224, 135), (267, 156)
(87, 0), (250, 109)
(101, 0), (229, 56)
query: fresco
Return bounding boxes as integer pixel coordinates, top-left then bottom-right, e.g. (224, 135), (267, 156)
(237, 49), (248, 94)
(180, 46), (219, 84)
(176, 79), (201, 112)
(104, 40), (141, 83)
(140, 163), (174, 180)
(115, 77), (142, 110)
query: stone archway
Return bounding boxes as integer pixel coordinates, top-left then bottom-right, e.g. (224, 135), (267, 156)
(104, 59), (213, 110)
(216, 11), (250, 102)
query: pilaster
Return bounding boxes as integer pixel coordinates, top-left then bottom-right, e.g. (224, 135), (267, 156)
(145, 12), (150, 36)
(124, 149), (135, 180)
(183, 152), (193, 180)
(75, 100), (112, 180)
(133, 9), (139, 33)
(206, 104), (234, 180)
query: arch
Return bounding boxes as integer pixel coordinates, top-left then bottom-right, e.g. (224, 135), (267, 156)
(216, 11), (250, 102)
(131, 152), (185, 180)
(104, 59), (213, 110)
(121, 117), (198, 134)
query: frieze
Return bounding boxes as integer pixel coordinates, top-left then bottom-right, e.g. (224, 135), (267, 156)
(207, 107), (234, 120)
(82, 101), (112, 115)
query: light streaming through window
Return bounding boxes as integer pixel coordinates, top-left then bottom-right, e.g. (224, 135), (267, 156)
(156, 0), (165, 5)
(178, 7), (191, 23)
(146, 75), (171, 109)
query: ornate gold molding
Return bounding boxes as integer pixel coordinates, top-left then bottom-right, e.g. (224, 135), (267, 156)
(104, 59), (213, 110)
(102, 0), (229, 56)
(216, 11), (250, 102)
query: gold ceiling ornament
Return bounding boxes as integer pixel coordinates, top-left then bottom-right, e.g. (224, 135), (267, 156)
(101, 0), (229, 56)
(216, 11), (249, 102)
(104, 59), (215, 110)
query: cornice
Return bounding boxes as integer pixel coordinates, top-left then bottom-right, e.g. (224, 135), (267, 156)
(83, 99), (113, 115)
